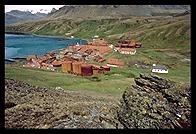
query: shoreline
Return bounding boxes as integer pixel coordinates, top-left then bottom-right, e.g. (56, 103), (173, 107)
(5, 32), (89, 42)
(5, 33), (88, 64)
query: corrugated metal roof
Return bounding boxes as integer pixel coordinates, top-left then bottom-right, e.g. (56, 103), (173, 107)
(152, 65), (168, 70)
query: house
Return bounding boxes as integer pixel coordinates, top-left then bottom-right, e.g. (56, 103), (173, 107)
(94, 35), (99, 38)
(114, 39), (141, 55)
(152, 64), (168, 73)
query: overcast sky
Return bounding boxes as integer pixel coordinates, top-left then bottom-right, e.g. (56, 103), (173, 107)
(5, 5), (65, 14)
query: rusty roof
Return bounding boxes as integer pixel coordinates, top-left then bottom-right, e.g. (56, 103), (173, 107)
(52, 60), (63, 66)
(107, 58), (125, 66)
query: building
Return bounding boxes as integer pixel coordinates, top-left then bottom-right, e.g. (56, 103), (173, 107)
(114, 39), (141, 55)
(152, 65), (168, 73)
(107, 58), (125, 68)
(26, 55), (38, 61)
(118, 48), (136, 55)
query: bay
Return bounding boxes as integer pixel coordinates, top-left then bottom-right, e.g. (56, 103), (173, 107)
(5, 34), (87, 59)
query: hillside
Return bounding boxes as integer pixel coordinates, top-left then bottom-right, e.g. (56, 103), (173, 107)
(5, 10), (47, 25)
(5, 78), (118, 128)
(6, 15), (190, 51)
(6, 5), (190, 50)
(46, 5), (189, 20)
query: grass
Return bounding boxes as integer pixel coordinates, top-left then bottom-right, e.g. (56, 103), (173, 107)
(5, 64), (134, 97)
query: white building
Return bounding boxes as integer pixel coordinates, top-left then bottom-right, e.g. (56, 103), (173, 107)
(94, 35), (99, 38)
(119, 49), (136, 55)
(152, 65), (168, 73)
(117, 48), (136, 55)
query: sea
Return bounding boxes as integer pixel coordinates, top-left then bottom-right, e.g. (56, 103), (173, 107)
(5, 34), (87, 63)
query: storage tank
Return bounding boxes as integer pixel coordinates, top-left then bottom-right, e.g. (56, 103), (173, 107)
(62, 61), (72, 73)
(72, 62), (83, 75)
(81, 64), (93, 76)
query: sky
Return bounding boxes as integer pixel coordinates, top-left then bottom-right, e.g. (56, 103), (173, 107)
(5, 5), (65, 14)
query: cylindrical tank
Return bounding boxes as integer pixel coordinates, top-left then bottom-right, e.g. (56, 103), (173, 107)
(72, 62), (83, 75)
(62, 61), (72, 73)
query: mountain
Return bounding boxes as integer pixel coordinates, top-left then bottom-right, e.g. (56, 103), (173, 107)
(5, 10), (47, 25)
(5, 5), (190, 49)
(46, 5), (190, 20)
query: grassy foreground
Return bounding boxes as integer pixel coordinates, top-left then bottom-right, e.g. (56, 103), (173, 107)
(5, 64), (135, 97)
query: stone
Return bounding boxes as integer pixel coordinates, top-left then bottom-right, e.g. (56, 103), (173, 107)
(116, 74), (191, 129)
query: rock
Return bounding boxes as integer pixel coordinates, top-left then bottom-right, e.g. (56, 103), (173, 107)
(116, 74), (191, 129)
(5, 78), (117, 129)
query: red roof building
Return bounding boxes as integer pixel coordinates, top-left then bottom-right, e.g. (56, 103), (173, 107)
(107, 58), (125, 67)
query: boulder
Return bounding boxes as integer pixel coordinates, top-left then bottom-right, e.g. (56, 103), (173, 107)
(116, 74), (191, 129)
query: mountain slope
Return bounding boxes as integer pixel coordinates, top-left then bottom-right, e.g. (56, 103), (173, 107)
(5, 5), (190, 56)
(6, 15), (190, 49)
(46, 5), (190, 20)
(5, 10), (47, 25)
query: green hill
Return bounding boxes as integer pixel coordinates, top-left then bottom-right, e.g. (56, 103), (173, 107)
(6, 15), (190, 50)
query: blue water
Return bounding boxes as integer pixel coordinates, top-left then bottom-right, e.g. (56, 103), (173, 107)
(5, 34), (87, 59)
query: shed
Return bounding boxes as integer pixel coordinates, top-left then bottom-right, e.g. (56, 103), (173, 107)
(152, 65), (168, 73)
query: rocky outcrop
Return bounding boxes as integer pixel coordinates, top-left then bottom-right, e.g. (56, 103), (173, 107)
(116, 74), (191, 129)
(5, 78), (118, 128)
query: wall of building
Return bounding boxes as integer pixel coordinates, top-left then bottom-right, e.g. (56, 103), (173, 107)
(152, 69), (168, 73)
